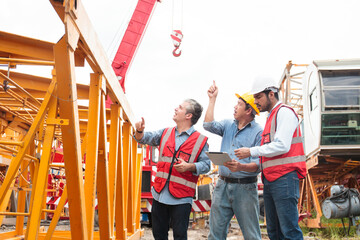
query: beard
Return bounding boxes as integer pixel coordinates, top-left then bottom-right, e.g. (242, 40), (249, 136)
(259, 95), (272, 112)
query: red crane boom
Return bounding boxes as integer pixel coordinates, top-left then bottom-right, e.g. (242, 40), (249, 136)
(111, 0), (160, 93)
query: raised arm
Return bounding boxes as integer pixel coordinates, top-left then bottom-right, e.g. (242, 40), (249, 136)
(204, 80), (218, 122)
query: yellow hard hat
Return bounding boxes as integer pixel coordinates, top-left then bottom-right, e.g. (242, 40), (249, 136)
(235, 92), (260, 115)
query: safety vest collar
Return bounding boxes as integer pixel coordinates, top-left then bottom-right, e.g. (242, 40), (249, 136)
(159, 128), (173, 158)
(158, 127), (206, 163)
(267, 103), (302, 143)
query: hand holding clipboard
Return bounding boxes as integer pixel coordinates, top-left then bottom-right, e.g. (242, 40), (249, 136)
(205, 152), (232, 165)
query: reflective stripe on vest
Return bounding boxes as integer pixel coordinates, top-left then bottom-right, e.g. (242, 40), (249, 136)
(188, 134), (206, 163)
(292, 136), (303, 144)
(156, 171), (197, 189)
(262, 155), (306, 169)
(159, 156), (172, 163)
(269, 110), (303, 145)
(159, 128), (172, 158)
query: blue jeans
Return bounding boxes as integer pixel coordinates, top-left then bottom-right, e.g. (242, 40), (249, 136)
(263, 171), (303, 240)
(151, 199), (192, 240)
(208, 179), (261, 240)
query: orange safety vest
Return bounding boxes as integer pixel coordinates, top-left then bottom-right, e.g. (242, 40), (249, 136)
(261, 104), (307, 182)
(153, 127), (208, 198)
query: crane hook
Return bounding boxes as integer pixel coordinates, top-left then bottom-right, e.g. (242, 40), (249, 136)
(172, 46), (182, 57)
(171, 30), (183, 57)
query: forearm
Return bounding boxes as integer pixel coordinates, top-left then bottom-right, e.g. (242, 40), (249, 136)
(241, 162), (258, 172)
(187, 163), (196, 172)
(204, 98), (216, 122)
(224, 160), (258, 173)
(133, 129), (164, 146)
(250, 141), (290, 158)
(134, 131), (144, 141)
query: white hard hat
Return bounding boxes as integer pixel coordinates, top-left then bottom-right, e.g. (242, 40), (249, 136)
(250, 76), (279, 95)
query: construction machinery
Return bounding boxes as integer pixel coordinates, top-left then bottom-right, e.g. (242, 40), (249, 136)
(279, 59), (360, 228)
(0, 0), (145, 239)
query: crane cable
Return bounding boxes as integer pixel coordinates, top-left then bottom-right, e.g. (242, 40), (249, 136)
(106, 0), (137, 60)
(171, 0), (183, 57)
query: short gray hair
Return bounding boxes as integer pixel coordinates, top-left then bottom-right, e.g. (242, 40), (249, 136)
(184, 99), (203, 125)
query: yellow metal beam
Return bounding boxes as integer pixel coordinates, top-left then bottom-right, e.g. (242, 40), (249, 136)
(84, 73), (101, 239)
(135, 151), (143, 229)
(0, 30), (85, 65)
(0, 69), (90, 99)
(0, 71), (42, 106)
(15, 155), (29, 236)
(0, 79), (56, 205)
(26, 95), (58, 239)
(0, 179), (16, 225)
(108, 104), (120, 237)
(115, 119), (127, 239)
(0, 1), (144, 238)
(0, 140), (23, 147)
(0, 30), (54, 61)
(127, 136), (136, 234)
(97, 93), (111, 239)
(0, 57), (54, 66)
(123, 123), (133, 233)
(44, 186), (68, 240)
(49, 0), (135, 125)
(54, 35), (88, 240)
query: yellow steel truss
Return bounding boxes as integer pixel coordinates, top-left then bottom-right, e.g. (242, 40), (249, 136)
(0, 0), (143, 239)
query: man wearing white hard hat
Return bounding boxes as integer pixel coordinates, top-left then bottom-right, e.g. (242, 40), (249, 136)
(204, 80), (262, 240)
(226, 76), (307, 239)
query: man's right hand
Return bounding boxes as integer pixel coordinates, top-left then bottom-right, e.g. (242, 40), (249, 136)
(207, 80), (218, 99)
(135, 117), (145, 132)
(224, 159), (243, 172)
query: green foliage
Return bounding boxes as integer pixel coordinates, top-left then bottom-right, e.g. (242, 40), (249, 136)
(301, 218), (360, 239)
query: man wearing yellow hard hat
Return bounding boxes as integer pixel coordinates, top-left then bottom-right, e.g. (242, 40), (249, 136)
(228, 76), (306, 240)
(203, 80), (262, 240)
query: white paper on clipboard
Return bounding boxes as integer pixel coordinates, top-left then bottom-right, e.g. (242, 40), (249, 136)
(205, 152), (232, 165)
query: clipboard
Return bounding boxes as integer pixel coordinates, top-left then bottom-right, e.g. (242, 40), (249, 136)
(205, 152), (232, 165)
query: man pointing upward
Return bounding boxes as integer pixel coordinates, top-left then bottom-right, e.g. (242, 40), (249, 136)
(225, 76), (307, 239)
(204, 80), (263, 240)
(134, 99), (211, 240)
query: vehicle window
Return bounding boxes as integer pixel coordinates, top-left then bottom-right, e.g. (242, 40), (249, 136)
(324, 89), (360, 106)
(321, 113), (360, 145)
(320, 70), (360, 109)
(322, 70), (360, 86)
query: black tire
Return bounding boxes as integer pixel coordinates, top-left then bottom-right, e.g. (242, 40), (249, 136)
(148, 213), (152, 227)
(259, 197), (265, 221)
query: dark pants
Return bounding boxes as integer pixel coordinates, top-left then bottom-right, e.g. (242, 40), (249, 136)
(152, 199), (192, 240)
(263, 171), (303, 240)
